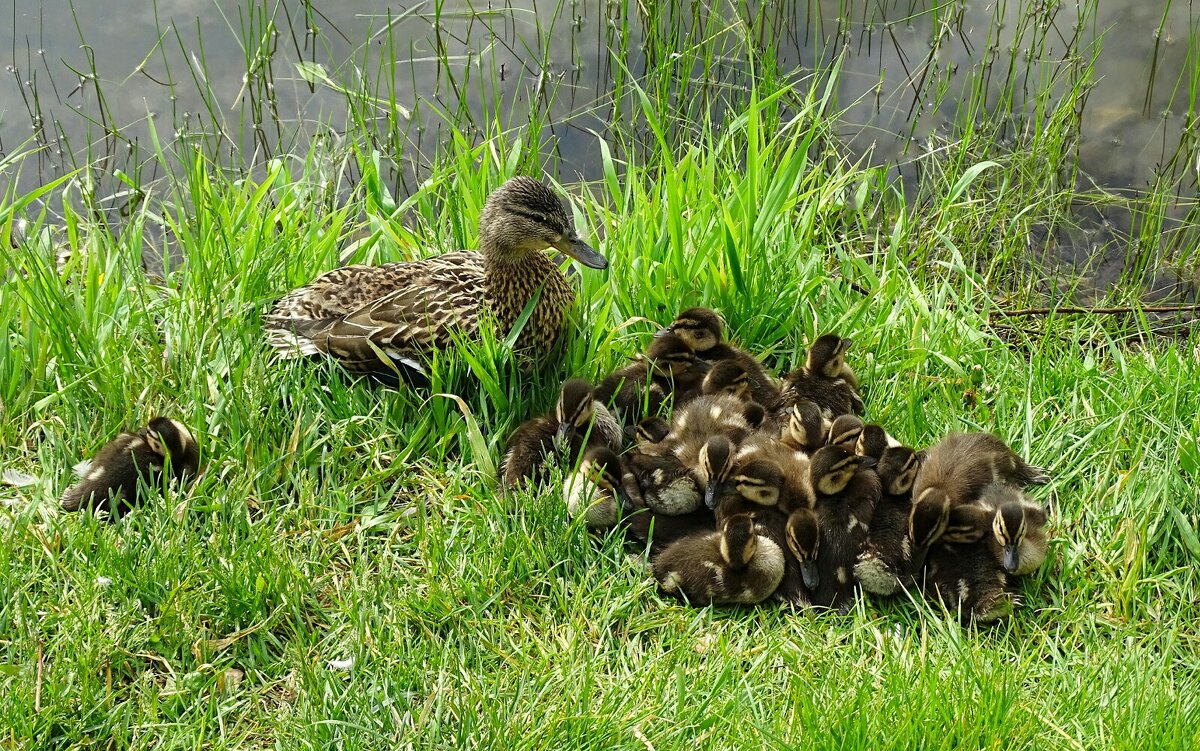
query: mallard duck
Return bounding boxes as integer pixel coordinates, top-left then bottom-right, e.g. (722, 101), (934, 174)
(652, 513), (785, 606)
(826, 414), (865, 451)
(853, 446), (926, 596)
(61, 417), (200, 519)
(785, 507), (822, 596)
(264, 177), (607, 385)
(922, 530), (1015, 625)
(776, 334), (864, 420)
(498, 378), (622, 490)
(777, 399), (829, 453)
(658, 307), (781, 408)
(911, 431), (1050, 511)
(595, 333), (707, 423)
(946, 483), (1048, 575)
(808, 445), (881, 611)
(732, 434), (815, 514)
(563, 447), (635, 529)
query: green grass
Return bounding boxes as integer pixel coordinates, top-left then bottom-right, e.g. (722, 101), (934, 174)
(3, 2), (1200, 748)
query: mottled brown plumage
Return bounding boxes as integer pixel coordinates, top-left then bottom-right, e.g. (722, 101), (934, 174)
(265, 177), (607, 383)
(776, 334), (864, 420)
(911, 431), (1050, 512)
(652, 513), (785, 606)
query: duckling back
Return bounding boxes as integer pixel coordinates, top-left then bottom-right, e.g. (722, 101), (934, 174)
(652, 515), (785, 606)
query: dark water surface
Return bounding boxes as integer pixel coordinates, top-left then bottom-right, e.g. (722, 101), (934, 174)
(2, 0), (1198, 299)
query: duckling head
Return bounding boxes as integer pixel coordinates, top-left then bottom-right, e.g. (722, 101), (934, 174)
(142, 417), (200, 475)
(578, 447), (634, 511)
(554, 378), (596, 447)
(728, 459), (783, 507)
(942, 503), (990, 544)
(718, 513), (759, 569)
(875, 446), (920, 496)
(856, 424), (890, 460)
(785, 508), (821, 590)
(479, 176), (607, 269)
(993, 502), (1030, 573)
(827, 414), (865, 450)
(635, 416), (671, 446)
(806, 333), (853, 378)
(785, 400), (827, 448)
(699, 435), (737, 509)
(908, 488), (951, 569)
(645, 333), (706, 378)
(658, 307), (724, 353)
(702, 361), (751, 400)
(810, 445), (873, 497)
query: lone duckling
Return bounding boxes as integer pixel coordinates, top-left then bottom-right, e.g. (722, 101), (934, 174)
(652, 513), (785, 606)
(912, 431), (1050, 511)
(776, 333), (864, 420)
(563, 447), (635, 530)
(499, 378), (622, 491)
(659, 307), (780, 408)
(61, 417), (200, 519)
(265, 176), (608, 385)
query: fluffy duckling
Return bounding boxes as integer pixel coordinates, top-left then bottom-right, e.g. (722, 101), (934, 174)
(595, 334), (707, 423)
(947, 484), (1049, 575)
(808, 445), (881, 611)
(785, 508), (822, 596)
(912, 431), (1050, 511)
(922, 530), (1015, 625)
(733, 434), (815, 514)
(826, 415), (865, 451)
(563, 447), (635, 529)
(659, 307), (781, 408)
(634, 416), (671, 448)
(61, 417), (200, 518)
(853, 446), (928, 596)
(624, 449), (703, 517)
(701, 360), (753, 401)
(499, 379), (622, 490)
(666, 393), (765, 472)
(855, 424), (900, 460)
(653, 513), (785, 606)
(777, 399), (829, 453)
(265, 176), (607, 384)
(776, 334), (864, 420)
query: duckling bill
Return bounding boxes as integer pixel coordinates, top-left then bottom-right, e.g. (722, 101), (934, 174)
(61, 417), (200, 519)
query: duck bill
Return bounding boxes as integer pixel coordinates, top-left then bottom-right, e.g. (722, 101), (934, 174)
(654, 326), (672, 338)
(554, 422), (572, 451)
(559, 238), (608, 270)
(704, 481), (720, 510)
(858, 455), (878, 469)
(1003, 545), (1019, 573)
(800, 560), (820, 590)
(615, 486), (635, 513)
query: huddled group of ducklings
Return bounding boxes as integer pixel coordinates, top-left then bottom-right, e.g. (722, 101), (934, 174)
(501, 308), (1051, 622)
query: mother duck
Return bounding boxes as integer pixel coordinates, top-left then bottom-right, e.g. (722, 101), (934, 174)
(264, 177), (608, 385)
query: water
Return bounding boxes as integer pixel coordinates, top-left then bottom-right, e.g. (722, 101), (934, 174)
(2, 0), (1198, 299)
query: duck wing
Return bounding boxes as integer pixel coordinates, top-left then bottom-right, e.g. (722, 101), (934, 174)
(265, 253), (485, 380)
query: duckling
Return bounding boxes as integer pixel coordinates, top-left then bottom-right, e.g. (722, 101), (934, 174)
(853, 446), (929, 596)
(855, 423), (899, 460)
(633, 416), (671, 448)
(700, 360), (753, 401)
(777, 399), (829, 453)
(563, 447), (636, 529)
(658, 307), (781, 408)
(265, 176), (608, 385)
(652, 513), (785, 606)
(785, 508), (822, 597)
(666, 393), (765, 472)
(61, 417), (200, 519)
(776, 334), (864, 420)
(922, 529), (1015, 625)
(499, 378), (622, 490)
(911, 431), (1050, 511)
(732, 434), (815, 514)
(826, 414), (865, 451)
(808, 445), (881, 611)
(595, 334), (707, 423)
(624, 449), (703, 516)
(947, 484), (1048, 575)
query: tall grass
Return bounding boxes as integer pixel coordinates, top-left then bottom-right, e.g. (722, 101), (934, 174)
(2, 0), (1200, 747)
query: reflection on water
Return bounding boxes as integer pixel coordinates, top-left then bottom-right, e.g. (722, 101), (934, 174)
(1, 0), (1198, 298)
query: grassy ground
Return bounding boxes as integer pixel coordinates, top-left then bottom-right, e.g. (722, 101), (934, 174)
(3, 4), (1200, 747)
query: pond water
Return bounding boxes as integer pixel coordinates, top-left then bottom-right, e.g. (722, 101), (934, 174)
(2, 0), (1198, 301)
